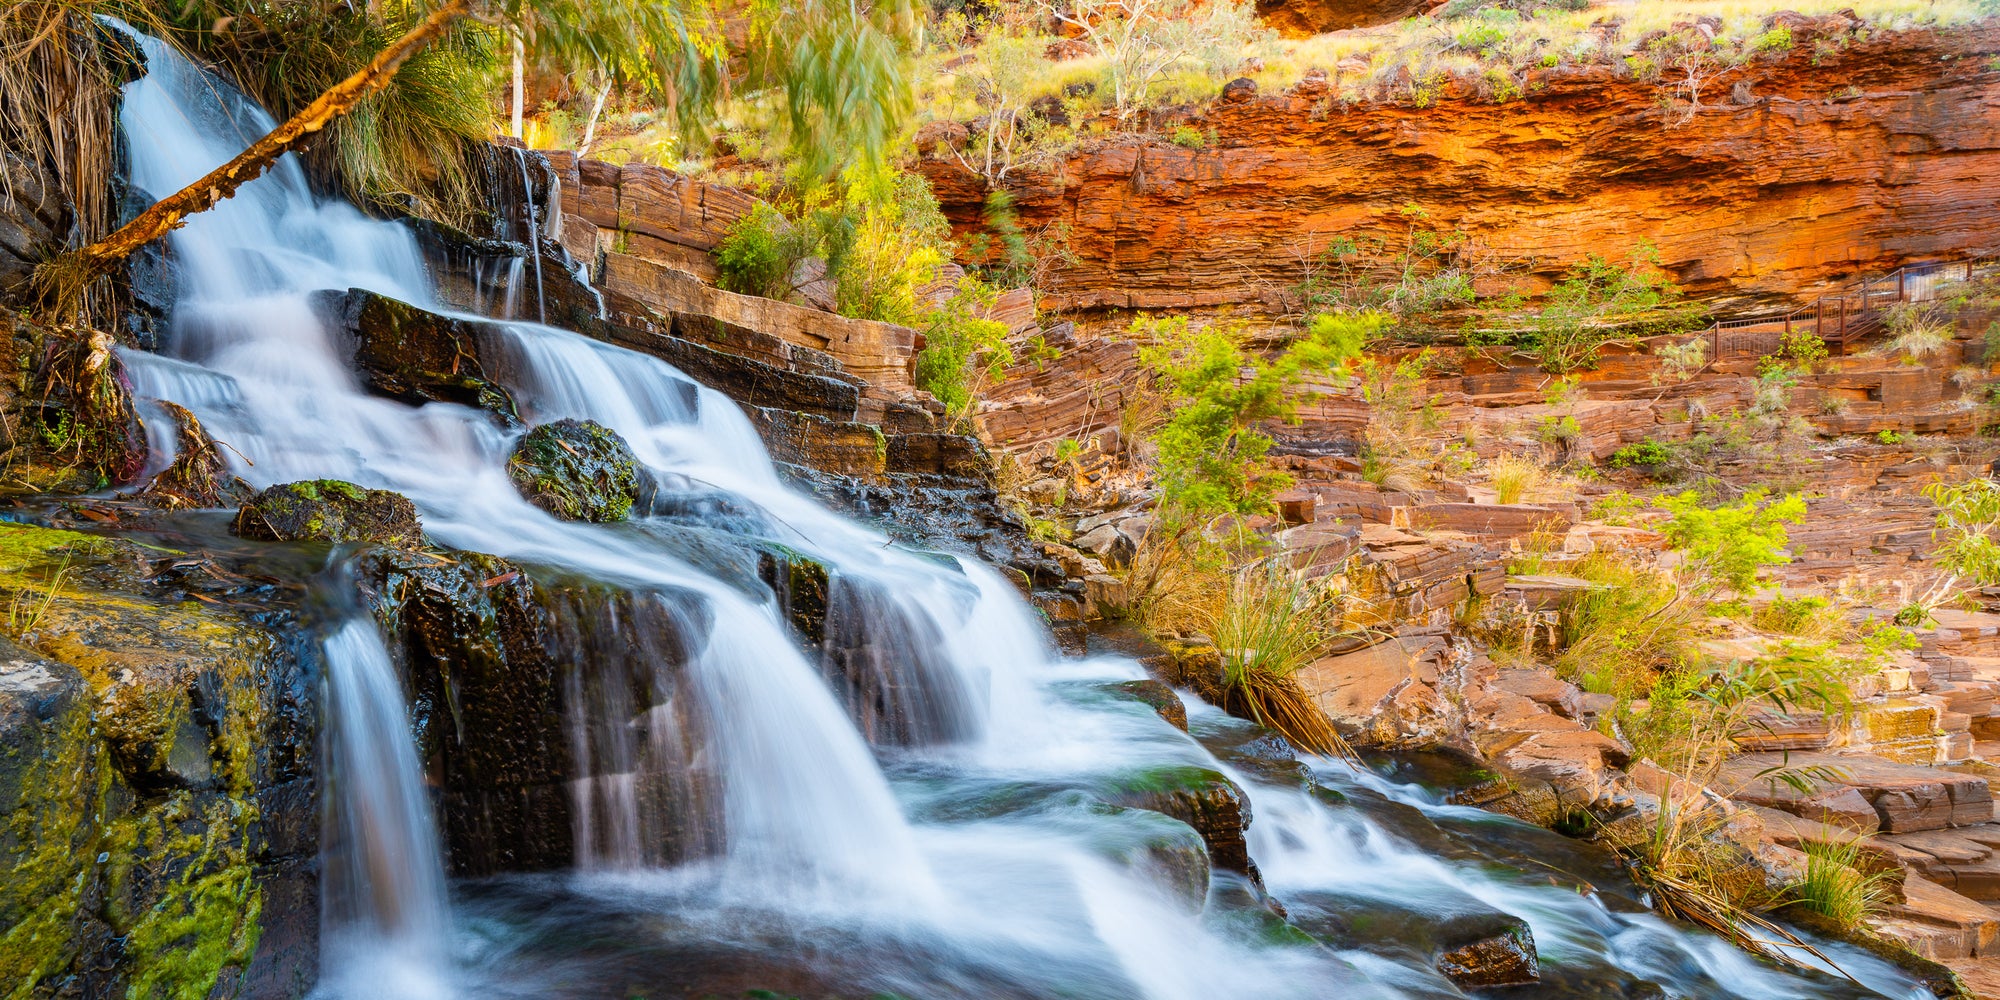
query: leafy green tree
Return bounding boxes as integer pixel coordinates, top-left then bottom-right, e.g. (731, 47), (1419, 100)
(914, 277), (1012, 425)
(1136, 311), (1379, 518)
(1654, 488), (1806, 593)
(1528, 243), (1700, 374)
(1913, 478), (2000, 614)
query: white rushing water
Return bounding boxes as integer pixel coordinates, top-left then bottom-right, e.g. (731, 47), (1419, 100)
(109, 26), (1926, 1000)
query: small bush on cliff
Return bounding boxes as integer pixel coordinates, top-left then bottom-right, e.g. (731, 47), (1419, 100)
(913, 276), (1014, 426)
(1524, 244), (1702, 374)
(1135, 310), (1376, 519)
(1297, 207), (1482, 337)
(827, 169), (952, 325)
(715, 203), (813, 300)
(1654, 488), (1805, 594)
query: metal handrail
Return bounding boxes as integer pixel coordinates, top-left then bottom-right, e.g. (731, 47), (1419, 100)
(1705, 253), (1995, 360)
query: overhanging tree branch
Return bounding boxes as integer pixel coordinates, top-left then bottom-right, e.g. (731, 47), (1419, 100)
(38, 0), (470, 296)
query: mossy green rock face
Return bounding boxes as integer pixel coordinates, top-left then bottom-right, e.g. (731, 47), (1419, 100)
(505, 419), (642, 522)
(232, 479), (424, 548)
(0, 521), (310, 999)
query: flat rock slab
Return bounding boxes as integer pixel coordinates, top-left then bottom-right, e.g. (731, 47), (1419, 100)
(1873, 874), (2000, 962)
(1723, 752), (1993, 834)
(1881, 826), (2000, 900)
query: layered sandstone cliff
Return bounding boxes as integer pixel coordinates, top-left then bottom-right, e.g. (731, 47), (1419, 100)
(926, 20), (2000, 319)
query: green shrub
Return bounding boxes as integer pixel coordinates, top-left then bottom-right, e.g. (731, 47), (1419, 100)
(827, 169), (951, 325)
(1654, 489), (1806, 594)
(1137, 311), (1377, 518)
(1877, 428), (1904, 445)
(1759, 327), (1828, 377)
(1787, 838), (1892, 932)
(714, 203), (810, 299)
(1751, 594), (1839, 639)
(1753, 27), (1795, 53)
(1170, 125), (1206, 149)
(913, 277), (1013, 424)
(1526, 243), (1701, 374)
(1607, 440), (1673, 468)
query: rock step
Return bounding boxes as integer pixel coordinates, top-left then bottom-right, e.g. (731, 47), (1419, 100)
(1875, 875), (2000, 963)
(1723, 752), (1993, 834)
(1881, 827), (2000, 900)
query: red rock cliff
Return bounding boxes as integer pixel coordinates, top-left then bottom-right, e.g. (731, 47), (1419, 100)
(925, 22), (2000, 319)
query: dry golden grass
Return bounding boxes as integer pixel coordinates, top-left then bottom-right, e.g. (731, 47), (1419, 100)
(1489, 453), (1544, 504)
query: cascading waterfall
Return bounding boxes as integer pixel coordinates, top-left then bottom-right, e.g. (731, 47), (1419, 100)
(108, 24), (1931, 1000)
(315, 621), (454, 1000)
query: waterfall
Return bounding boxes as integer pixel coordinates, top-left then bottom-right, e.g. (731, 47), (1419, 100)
(106, 23), (1928, 1000)
(314, 621), (453, 1000)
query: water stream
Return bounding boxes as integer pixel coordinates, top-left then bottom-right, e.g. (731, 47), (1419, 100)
(109, 27), (1930, 1000)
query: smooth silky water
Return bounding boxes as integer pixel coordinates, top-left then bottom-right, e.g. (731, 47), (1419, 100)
(108, 26), (1927, 1000)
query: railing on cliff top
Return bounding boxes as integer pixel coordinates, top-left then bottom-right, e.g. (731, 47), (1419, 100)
(1708, 255), (1999, 361)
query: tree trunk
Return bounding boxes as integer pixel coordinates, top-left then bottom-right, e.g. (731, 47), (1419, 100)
(46, 0), (470, 291)
(510, 30), (525, 140)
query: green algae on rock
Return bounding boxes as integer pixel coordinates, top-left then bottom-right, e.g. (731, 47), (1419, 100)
(505, 419), (643, 523)
(233, 479), (424, 548)
(0, 520), (296, 1000)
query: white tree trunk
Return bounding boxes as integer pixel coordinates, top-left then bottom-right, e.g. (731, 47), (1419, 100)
(510, 31), (525, 140)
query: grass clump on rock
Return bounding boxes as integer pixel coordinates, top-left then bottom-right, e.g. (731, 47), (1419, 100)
(232, 479), (423, 548)
(506, 418), (642, 523)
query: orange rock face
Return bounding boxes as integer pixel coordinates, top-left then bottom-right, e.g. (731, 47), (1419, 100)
(924, 23), (2000, 319)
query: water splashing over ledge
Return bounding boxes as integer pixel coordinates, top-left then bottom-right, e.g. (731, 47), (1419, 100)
(105, 22), (1929, 1000)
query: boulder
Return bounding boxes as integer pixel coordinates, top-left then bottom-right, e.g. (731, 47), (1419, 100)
(506, 419), (644, 522)
(233, 479), (424, 548)
(1436, 922), (1540, 989)
(314, 288), (521, 420)
(1109, 766), (1258, 883)
(1721, 752), (1991, 834)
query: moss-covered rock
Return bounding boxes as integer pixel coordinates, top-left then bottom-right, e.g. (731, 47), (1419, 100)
(232, 479), (423, 548)
(0, 521), (309, 999)
(505, 419), (642, 522)
(314, 288), (522, 422)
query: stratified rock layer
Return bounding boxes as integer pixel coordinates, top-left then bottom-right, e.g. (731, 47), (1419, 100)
(927, 23), (2000, 317)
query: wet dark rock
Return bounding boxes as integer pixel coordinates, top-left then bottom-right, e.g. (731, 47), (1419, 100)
(362, 549), (720, 875)
(233, 479), (424, 548)
(1285, 882), (1539, 988)
(1156, 634), (1226, 698)
(1109, 765), (1260, 885)
(0, 521), (315, 999)
(1113, 679), (1188, 732)
(818, 572), (985, 747)
(136, 401), (251, 509)
(884, 433), (993, 486)
(751, 408), (887, 479)
(314, 287), (522, 421)
(1436, 921), (1540, 988)
(403, 216), (606, 333)
(505, 418), (643, 522)
(0, 150), (70, 299)
(601, 320), (862, 422)
(1220, 77), (1258, 103)
(781, 464), (1062, 588)
(758, 545), (829, 650)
